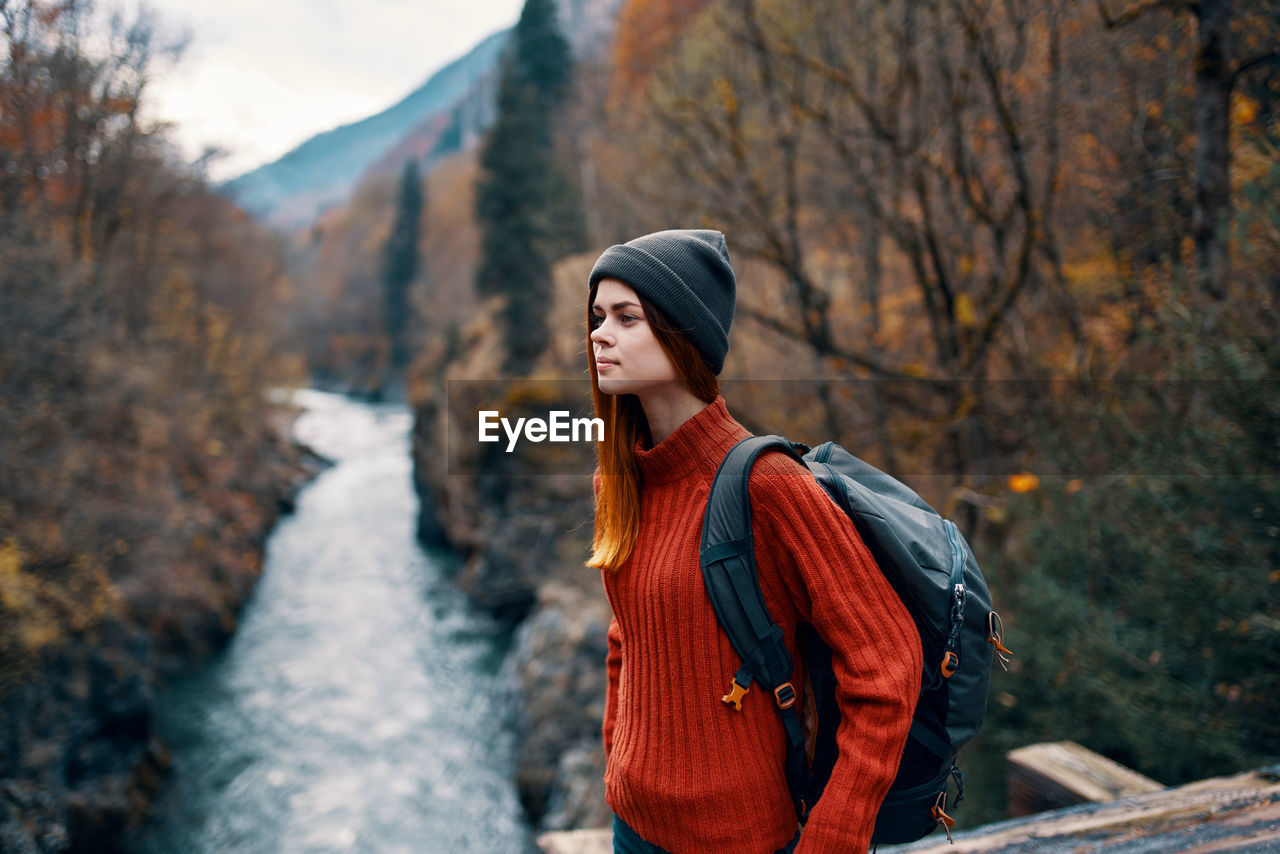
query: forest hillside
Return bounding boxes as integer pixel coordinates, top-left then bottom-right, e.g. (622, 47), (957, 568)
(1, 2), (322, 849)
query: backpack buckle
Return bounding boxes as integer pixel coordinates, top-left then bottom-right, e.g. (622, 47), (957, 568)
(774, 682), (796, 709)
(941, 650), (960, 679)
(722, 677), (750, 711)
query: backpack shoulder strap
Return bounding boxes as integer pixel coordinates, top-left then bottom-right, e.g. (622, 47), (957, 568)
(706, 440), (803, 701)
(701, 434), (812, 817)
(701, 434), (805, 694)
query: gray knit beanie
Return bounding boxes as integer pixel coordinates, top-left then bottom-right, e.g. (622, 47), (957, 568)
(588, 229), (737, 374)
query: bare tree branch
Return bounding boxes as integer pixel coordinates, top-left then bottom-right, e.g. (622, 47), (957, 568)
(949, 0), (1042, 372)
(735, 301), (953, 388)
(1096, 0), (1186, 28)
(1233, 46), (1280, 81)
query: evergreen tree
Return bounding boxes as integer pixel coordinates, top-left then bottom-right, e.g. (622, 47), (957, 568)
(382, 160), (423, 376)
(475, 0), (586, 374)
(511, 0), (572, 105)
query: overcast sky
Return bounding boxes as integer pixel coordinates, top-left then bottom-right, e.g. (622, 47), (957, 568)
(122, 0), (525, 182)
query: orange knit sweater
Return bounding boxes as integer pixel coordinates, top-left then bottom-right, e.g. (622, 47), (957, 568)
(600, 396), (922, 853)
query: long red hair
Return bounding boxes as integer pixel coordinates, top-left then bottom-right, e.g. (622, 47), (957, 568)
(586, 284), (720, 571)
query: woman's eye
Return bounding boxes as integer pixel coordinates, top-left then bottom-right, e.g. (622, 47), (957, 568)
(591, 312), (640, 328)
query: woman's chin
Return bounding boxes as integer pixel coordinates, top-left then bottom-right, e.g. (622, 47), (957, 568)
(597, 378), (683, 398)
(597, 377), (627, 396)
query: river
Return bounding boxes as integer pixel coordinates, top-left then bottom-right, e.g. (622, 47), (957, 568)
(134, 389), (532, 854)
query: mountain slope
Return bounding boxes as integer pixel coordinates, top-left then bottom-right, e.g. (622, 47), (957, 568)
(220, 29), (509, 229)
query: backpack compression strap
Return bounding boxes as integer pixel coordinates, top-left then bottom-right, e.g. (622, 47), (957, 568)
(701, 435), (812, 817)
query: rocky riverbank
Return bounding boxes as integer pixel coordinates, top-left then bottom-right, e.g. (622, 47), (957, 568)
(0, 402), (324, 854)
(410, 382), (614, 833)
(409, 253), (615, 834)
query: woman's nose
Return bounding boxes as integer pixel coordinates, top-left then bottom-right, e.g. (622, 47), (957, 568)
(590, 323), (611, 345)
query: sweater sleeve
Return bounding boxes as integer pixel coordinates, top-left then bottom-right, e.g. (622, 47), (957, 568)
(603, 616), (622, 759)
(749, 457), (923, 854)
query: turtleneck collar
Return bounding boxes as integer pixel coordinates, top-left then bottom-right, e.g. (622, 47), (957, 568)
(634, 395), (751, 486)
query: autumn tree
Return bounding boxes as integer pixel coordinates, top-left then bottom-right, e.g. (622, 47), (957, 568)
(608, 0), (1081, 485)
(0, 0), (299, 783)
(474, 0), (586, 374)
(1098, 0), (1280, 302)
(612, 0), (716, 97)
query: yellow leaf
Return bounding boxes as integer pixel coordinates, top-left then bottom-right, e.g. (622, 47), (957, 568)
(1233, 94), (1258, 126)
(1008, 472), (1039, 493)
(714, 76), (737, 114)
(956, 293), (977, 328)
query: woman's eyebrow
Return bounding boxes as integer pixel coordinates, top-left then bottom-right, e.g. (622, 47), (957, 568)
(592, 301), (642, 312)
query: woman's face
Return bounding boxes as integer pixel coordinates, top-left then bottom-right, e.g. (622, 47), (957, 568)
(590, 278), (679, 397)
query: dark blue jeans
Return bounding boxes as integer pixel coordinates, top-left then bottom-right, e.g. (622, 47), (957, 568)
(612, 814), (800, 854)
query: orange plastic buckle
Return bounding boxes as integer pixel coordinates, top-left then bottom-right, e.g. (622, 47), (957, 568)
(941, 650), (959, 679)
(987, 611), (1014, 670)
(932, 792), (956, 843)
(722, 678), (749, 711)
(774, 682), (796, 710)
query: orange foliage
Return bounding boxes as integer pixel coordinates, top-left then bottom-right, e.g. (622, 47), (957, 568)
(1007, 473), (1040, 494)
(612, 0), (715, 97)
(1, 0), (307, 677)
(1, 5), (139, 230)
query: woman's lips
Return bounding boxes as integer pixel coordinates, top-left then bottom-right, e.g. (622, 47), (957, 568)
(596, 359), (617, 369)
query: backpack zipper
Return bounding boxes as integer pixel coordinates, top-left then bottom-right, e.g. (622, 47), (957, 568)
(878, 764), (955, 804)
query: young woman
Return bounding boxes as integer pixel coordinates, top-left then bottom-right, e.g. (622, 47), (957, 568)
(586, 229), (923, 854)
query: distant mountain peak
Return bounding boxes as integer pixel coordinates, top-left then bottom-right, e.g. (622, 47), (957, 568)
(219, 29), (509, 230)
(221, 0), (625, 231)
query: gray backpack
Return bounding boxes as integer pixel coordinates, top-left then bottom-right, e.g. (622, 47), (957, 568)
(700, 436), (1010, 845)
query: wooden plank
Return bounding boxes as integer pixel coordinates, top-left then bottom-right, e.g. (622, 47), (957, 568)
(1006, 740), (1163, 816)
(884, 764), (1280, 853)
